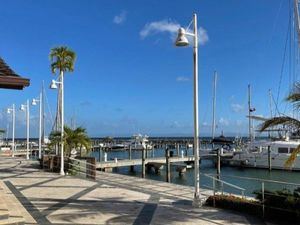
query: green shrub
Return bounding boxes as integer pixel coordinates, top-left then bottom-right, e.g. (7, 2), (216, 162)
(253, 187), (300, 222)
(206, 192), (300, 223)
(205, 195), (261, 216)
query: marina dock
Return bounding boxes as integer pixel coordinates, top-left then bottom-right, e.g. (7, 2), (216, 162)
(96, 156), (195, 169)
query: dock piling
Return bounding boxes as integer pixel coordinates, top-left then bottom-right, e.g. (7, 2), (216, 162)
(268, 146), (272, 171)
(176, 143), (180, 156)
(165, 148), (171, 183)
(98, 148), (101, 162)
(145, 145), (148, 158)
(129, 145), (132, 160)
(142, 148), (146, 178)
(217, 148), (221, 179)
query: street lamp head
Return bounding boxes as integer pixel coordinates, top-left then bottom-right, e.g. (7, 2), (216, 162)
(175, 28), (189, 47)
(50, 80), (58, 89)
(20, 104), (26, 111)
(7, 108), (11, 114)
(32, 99), (37, 106)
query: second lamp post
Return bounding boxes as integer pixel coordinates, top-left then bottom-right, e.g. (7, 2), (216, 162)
(20, 100), (30, 160)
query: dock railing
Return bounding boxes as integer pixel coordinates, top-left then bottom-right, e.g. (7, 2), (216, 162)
(201, 173), (246, 198)
(207, 173), (300, 220)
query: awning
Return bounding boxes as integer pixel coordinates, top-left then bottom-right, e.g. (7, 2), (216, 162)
(0, 57), (30, 90)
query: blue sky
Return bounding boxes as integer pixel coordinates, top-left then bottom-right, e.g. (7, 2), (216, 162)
(0, 0), (296, 137)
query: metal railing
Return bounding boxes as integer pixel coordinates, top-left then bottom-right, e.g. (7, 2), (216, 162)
(201, 173), (246, 198)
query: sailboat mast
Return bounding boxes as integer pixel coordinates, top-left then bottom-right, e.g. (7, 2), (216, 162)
(269, 89), (273, 118)
(294, 0), (300, 47)
(248, 84), (252, 142)
(42, 81), (45, 144)
(212, 71), (217, 139)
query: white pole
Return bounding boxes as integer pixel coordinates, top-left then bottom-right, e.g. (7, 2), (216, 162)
(12, 104), (15, 157)
(192, 13), (201, 207)
(26, 99), (30, 160)
(268, 89), (273, 118)
(38, 92), (42, 159)
(60, 70), (65, 175)
(248, 85), (253, 145)
(212, 71), (217, 139)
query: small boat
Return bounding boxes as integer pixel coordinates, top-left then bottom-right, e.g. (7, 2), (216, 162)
(111, 143), (126, 150)
(129, 134), (153, 150)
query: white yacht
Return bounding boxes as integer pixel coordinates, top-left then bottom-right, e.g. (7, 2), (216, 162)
(229, 139), (300, 170)
(129, 134), (153, 150)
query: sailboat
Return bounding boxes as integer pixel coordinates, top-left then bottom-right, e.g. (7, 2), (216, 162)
(200, 71), (236, 157)
(228, 0), (300, 170)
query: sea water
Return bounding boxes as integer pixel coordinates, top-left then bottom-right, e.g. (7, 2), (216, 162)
(90, 147), (300, 197)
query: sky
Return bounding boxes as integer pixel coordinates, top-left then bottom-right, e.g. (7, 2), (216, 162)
(0, 0), (297, 138)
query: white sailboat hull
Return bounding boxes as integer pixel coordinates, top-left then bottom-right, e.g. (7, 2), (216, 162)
(230, 152), (300, 170)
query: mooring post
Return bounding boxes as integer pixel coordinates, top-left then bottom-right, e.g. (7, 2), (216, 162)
(217, 148), (221, 179)
(130, 165), (134, 172)
(268, 146), (271, 171)
(142, 148), (146, 178)
(176, 143), (180, 156)
(145, 145), (148, 158)
(98, 147), (101, 162)
(185, 144), (188, 156)
(165, 148), (171, 183)
(129, 145), (132, 160)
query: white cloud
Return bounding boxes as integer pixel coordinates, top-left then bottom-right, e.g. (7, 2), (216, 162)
(219, 117), (229, 126)
(140, 19), (209, 45)
(231, 103), (244, 113)
(113, 11), (127, 24)
(176, 76), (190, 82)
(202, 122), (209, 127)
(170, 121), (181, 128)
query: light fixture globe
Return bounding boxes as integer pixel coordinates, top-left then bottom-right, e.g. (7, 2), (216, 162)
(32, 99), (37, 106)
(50, 80), (58, 89)
(20, 105), (25, 111)
(175, 27), (189, 47)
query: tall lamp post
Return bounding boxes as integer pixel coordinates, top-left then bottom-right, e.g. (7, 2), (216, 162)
(175, 13), (201, 207)
(7, 104), (15, 157)
(32, 91), (42, 159)
(20, 100), (30, 160)
(50, 78), (65, 175)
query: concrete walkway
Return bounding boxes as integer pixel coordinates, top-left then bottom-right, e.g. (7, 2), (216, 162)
(0, 157), (264, 225)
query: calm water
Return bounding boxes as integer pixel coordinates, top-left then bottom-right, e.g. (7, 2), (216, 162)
(90, 148), (300, 197)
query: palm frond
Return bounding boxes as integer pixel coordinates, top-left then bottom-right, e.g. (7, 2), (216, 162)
(259, 116), (300, 132)
(286, 82), (300, 108)
(285, 144), (300, 167)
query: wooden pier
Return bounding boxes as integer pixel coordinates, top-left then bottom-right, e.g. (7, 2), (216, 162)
(96, 156), (195, 169)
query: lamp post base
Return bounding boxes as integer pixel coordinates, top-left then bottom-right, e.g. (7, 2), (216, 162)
(192, 194), (202, 208)
(60, 170), (65, 176)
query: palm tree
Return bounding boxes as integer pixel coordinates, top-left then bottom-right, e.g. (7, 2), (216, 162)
(50, 46), (76, 132)
(49, 126), (91, 157)
(50, 46), (76, 175)
(259, 83), (300, 166)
